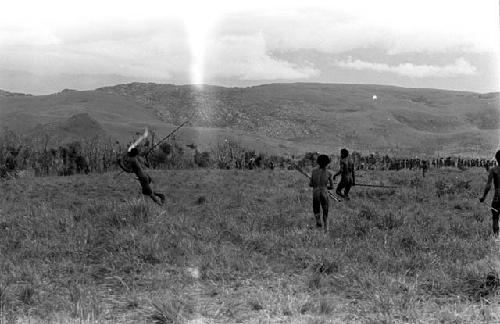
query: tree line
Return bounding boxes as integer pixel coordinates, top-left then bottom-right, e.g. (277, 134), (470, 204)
(0, 128), (495, 179)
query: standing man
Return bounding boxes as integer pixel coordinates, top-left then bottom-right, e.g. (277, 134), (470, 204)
(479, 150), (500, 239)
(309, 154), (334, 232)
(333, 148), (355, 200)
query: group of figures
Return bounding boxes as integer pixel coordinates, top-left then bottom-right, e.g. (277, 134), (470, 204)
(308, 149), (500, 239)
(352, 154), (497, 171)
(308, 149), (355, 232)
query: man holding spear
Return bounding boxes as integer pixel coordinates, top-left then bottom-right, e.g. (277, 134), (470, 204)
(333, 148), (355, 200)
(309, 154), (335, 231)
(115, 120), (190, 178)
(479, 150), (500, 239)
(117, 128), (165, 206)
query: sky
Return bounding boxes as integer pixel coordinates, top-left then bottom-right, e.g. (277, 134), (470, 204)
(0, 0), (498, 94)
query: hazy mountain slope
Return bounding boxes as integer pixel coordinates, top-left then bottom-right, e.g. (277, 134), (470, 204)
(0, 89), (31, 98)
(0, 89), (166, 141)
(29, 113), (107, 142)
(96, 83), (499, 155)
(1, 83), (498, 156)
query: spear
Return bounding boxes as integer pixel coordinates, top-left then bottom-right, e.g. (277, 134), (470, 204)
(482, 202), (499, 213)
(353, 183), (399, 189)
(295, 166), (397, 189)
(294, 166), (341, 202)
(146, 120), (190, 155)
(465, 191), (499, 213)
(114, 120), (190, 178)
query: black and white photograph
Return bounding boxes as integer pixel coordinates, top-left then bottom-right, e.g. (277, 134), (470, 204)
(0, 0), (499, 322)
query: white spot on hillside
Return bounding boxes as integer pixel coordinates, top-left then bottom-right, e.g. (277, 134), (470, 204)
(186, 266), (200, 279)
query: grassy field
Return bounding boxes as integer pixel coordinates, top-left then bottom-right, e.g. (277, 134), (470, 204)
(0, 168), (499, 323)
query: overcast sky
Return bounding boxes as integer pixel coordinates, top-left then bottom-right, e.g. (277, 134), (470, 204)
(0, 0), (498, 94)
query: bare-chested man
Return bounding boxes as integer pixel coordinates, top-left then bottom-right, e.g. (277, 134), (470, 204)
(309, 154), (334, 232)
(479, 150), (500, 238)
(119, 147), (165, 206)
(333, 148), (355, 200)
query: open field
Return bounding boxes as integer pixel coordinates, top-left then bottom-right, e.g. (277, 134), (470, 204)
(1, 168), (499, 323)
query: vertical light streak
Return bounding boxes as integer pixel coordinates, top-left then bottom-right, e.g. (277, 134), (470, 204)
(181, 2), (218, 87)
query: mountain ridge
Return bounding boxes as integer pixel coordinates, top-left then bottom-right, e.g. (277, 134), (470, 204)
(1, 82), (498, 156)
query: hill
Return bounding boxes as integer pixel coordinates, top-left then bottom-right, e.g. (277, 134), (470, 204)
(1, 83), (499, 156)
(0, 88), (163, 143)
(0, 89), (31, 98)
(29, 113), (107, 142)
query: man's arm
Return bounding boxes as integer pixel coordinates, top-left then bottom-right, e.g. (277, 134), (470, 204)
(480, 169), (494, 202)
(327, 172), (334, 190)
(333, 162), (343, 179)
(117, 158), (132, 173)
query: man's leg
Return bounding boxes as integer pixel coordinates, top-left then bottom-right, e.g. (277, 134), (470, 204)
(149, 194), (163, 206)
(321, 192), (329, 232)
(142, 183), (162, 206)
(336, 181), (345, 197)
(155, 192), (165, 204)
(492, 201), (500, 237)
(313, 191), (322, 227)
(343, 182), (352, 199)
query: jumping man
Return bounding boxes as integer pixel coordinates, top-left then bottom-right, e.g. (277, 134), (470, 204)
(117, 128), (165, 206)
(333, 148), (355, 200)
(120, 147), (165, 206)
(479, 150), (500, 239)
(309, 154), (334, 232)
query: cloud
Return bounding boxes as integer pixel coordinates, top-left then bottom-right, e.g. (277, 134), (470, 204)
(215, 1), (499, 55)
(0, 24), (60, 46)
(0, 20), (190, 80)
(205, 34), (319, 80)
(333, 57), (477, 78)
(0, 0), (496, 92)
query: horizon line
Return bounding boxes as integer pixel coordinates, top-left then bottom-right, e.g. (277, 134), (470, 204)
(2, 80), (499, 97)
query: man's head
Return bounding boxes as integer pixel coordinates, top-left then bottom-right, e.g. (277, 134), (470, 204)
(316, 154), (331, 168)
(496, 150), (500, 163)
(127, 147), (139, 157)
(340, 148), (349, 158)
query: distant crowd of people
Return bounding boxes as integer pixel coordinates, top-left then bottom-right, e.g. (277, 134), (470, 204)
(292, 152), (497, 173)
(351, 154), (497, 171)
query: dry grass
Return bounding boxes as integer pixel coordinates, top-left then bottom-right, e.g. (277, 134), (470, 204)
(0, 168), (499, 323)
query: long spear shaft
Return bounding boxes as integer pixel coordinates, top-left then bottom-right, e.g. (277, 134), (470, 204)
(466, 191), (499, 213)
(114, 121), (189, 178)
(294, 166), (341, 202)
(482, 202), (499, 213)
(146, 120), (190, 154)
(296, 166), (396, 189)
(295, 166), (311, 179)
(354, 183), (398, 189)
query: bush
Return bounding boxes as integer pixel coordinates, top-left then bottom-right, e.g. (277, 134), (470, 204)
(194, 150), (211, 168)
